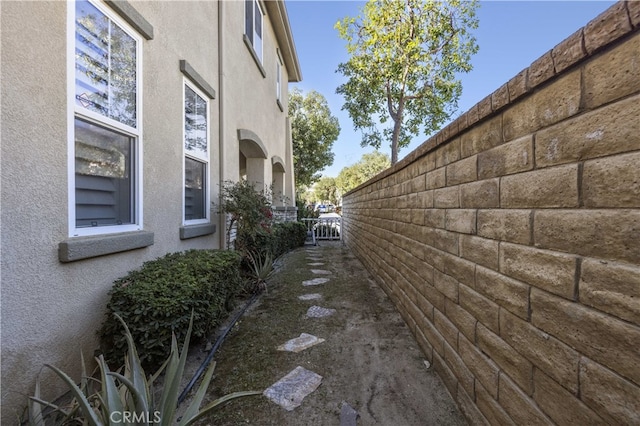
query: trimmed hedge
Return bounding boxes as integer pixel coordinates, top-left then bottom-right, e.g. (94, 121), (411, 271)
(236, 221), (307, 259)
(270, 221), (307, 257)
(98, 249), (243, 370)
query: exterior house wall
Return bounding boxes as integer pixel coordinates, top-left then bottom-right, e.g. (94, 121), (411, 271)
(221, 0), (295, 203)
(0, 0), (300, 421)
(342, 3), (640, 424)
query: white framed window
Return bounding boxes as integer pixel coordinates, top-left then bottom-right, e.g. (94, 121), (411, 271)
(183, 81), (210, 224)
(245, 0), (263, 62)
(68, 0), (143, 236)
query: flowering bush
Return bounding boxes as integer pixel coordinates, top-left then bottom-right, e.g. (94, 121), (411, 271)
(219, 180), (274, 254)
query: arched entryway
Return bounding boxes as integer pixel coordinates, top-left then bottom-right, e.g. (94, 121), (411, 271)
(238, 128), (267, 191)
(271, 155), (286, 206)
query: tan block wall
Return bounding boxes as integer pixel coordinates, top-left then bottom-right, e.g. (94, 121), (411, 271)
(342, 3), (640, 424)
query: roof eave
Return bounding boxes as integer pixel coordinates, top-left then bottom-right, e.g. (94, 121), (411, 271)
(264, 0), (302, 83)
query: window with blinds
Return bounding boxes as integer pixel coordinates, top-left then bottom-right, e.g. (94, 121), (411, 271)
(71, 0), (141, 234)
(75, 0), (137, 128)
(75, 118), (134, 227)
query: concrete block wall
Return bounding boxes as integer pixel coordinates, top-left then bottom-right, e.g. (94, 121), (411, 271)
(342, 3), (640, 424)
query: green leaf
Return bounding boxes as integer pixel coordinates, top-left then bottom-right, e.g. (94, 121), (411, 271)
(114, 313), (150, 408)
(159, 312), (193, 426)
(28, 396), (70, 421)
(28, 378), (44, 426)
(97, 356), (124, 424)
(107, 372), (149, 425)
(158, 333), (180, 426)
(43, 363), (102, 426)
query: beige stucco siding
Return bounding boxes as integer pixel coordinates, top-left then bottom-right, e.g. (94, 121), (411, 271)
(220, 0), (294, 205)
(1, 0), (301, 420)
(1, 1), (221, 421)
(137, 0), (221, 249)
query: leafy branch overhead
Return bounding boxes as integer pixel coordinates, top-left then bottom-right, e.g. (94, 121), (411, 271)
(290, 88), (341, 189)
(336, 0), (479, 164)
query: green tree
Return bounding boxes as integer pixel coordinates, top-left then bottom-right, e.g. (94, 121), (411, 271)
(336, 0), (479, 164)
(314, 176), (339, 206)
(336, 151), (391, 195)
(290, 88), (341, 189)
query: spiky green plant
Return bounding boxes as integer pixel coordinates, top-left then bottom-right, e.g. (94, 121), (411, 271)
(28, 314), (261, 425)
(245, 250), (275, 293)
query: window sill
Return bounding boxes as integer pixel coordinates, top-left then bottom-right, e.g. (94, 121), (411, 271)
(59, 230), (154, 263)
(180, 223), (216, 240)
(276, 99), (284, 112)
(243, 34), (266, 78)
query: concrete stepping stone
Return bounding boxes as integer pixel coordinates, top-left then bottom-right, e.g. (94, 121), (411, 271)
(307, 262), (325, 266)
(340, 401), (359, 426)
(306, 305), (336, 318)
(311, 269), (331, 275)
(277, 333), (325, 353)
(263, 366), (323, 411)
(298, 293), (322, 300)
(302, 277), (329, 286)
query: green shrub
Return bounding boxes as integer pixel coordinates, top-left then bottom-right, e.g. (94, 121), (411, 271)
(236, 221), (306, 260)
(270, 221), (307, 257)
(219, 180), (273, 253)
(235, 228), (272, 257)
(98, 249), (243, 370)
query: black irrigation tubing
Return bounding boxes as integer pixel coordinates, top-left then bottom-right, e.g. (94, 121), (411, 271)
(177, 291), (260, 405)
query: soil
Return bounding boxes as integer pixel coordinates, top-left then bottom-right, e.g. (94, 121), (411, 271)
(179, 241), (467, 425)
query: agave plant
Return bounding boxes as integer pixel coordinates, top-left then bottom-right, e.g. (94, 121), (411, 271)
(28, 313), (261, 425)
(245, 250), (275, 293)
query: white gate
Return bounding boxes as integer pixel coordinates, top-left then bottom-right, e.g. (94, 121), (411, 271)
(302, 216), (342, 241)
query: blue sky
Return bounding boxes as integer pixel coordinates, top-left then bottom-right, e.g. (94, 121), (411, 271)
(286, 1), (615, 177)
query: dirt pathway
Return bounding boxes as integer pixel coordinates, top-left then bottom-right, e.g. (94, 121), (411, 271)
(198, 241), (466, 425)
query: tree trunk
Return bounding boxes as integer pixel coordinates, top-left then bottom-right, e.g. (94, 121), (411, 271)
(391, 115), (402, 165)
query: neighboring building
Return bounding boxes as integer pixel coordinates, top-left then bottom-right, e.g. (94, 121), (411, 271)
(0, 0), (301, 421)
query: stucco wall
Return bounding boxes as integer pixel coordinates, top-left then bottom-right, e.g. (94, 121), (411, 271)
(342, 3), (639, 424)
(0, 0), (297, 421)
(221, 0), (295, 203)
